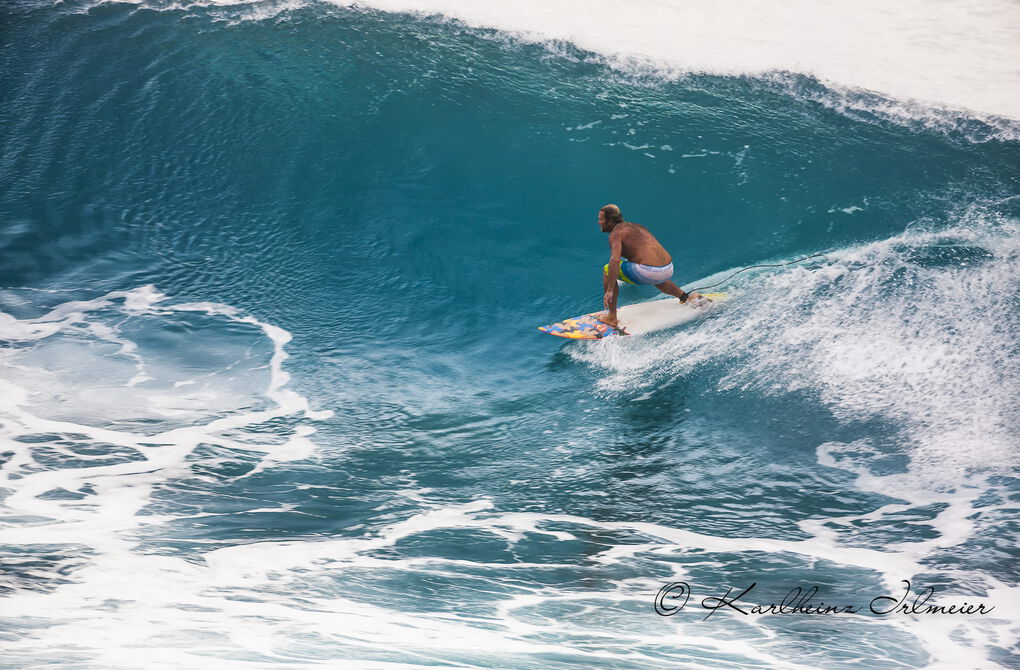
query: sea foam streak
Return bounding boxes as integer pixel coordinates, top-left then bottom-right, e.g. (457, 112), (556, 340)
(0, 286), (333, 666)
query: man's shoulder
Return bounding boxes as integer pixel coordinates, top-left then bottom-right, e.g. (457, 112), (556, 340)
(618, 221), (649, 236)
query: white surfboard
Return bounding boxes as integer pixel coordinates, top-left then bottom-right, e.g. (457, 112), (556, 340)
(538, 293), (728, 339)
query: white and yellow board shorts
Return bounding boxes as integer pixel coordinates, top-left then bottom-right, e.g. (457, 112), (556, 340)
(603, 261), (674, 285)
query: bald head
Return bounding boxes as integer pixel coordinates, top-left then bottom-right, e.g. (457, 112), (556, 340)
(598, 204), (623, 232)
(600, 204), (622, 225)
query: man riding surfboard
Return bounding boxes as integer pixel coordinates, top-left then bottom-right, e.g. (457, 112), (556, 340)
(597, 204), (701, 328)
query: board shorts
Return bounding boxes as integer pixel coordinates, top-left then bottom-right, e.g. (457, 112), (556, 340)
(603, 261), (674, 286)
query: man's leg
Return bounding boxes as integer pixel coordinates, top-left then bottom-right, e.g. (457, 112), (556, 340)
(655, 281), (699, 302)
(600, 265), (620, 326)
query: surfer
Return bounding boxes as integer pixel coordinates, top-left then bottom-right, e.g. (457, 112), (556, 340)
(597, 204), (700, 328)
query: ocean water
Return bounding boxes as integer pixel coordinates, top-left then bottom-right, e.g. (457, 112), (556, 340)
(1, 1), (1019, 668)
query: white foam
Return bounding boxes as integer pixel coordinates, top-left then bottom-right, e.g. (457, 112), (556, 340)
(0, 287), (345, 667)
(563, 207), (1020, 660)
(86, 493), (1019, 668)
(0, 285), (332, 547)
(85, 0), (1020, 131)
(575, 207), (1019, 487)
(306, 0), (1020, 122)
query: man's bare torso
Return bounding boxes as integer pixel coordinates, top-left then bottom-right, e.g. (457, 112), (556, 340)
(612, 222), (672, 266)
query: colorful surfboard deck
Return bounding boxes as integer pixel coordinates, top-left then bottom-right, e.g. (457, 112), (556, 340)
(538, 293), (727, 339)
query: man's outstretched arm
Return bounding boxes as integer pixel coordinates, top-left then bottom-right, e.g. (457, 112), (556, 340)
(603, 232), (623, 321)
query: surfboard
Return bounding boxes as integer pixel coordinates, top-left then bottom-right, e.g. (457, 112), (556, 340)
(538, 293), (727, 339)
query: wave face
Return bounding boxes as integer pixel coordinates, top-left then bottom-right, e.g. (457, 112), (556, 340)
(2, 2), (1019, 668)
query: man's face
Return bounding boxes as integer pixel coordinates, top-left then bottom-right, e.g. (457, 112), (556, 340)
(598, 210), (608, 232)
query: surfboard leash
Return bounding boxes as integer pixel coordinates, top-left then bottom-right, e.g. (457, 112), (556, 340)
(686, 253), (829, 294)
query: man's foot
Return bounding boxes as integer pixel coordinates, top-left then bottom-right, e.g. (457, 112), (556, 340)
(682, 291), (709, 305)
(596, 312), (619, 328)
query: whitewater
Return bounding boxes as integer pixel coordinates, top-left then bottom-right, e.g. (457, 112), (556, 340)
(1, 0), (1018, 668)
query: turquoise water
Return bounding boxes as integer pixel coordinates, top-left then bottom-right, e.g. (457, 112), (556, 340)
(2, 2), (1019, 668)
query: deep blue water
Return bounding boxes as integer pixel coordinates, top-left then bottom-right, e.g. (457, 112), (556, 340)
(1, 2), (1019, 668)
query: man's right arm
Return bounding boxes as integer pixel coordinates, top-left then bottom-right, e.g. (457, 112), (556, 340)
(604, 231), (624, 314)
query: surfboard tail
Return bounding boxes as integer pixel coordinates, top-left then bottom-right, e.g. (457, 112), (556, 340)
(538, 314), (625, 339)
